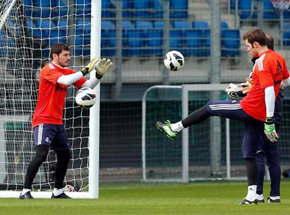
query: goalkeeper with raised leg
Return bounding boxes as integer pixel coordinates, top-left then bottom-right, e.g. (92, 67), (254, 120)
(19, 43), (113, 199)
(226, 33), (283, 203)
(156, 28), (290, 204)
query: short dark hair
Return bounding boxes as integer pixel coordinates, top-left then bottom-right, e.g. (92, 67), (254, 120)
(265, 33), (274, 50)
(243, 28), (267, 46)
(50, 43), (70, 59)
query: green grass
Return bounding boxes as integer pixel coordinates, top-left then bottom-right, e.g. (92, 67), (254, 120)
(2, 181), (290, 215)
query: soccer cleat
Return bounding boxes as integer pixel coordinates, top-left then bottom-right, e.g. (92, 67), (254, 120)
(51, 192), (71, 199)
(156, 120), (177, 139)
(240, 198), (257, 205)
(267, 197), (281, 203)
(256, 194), (265, 203)
(19, 191), (34, 199)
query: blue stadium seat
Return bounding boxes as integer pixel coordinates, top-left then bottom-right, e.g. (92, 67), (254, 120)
(221, 29), (240, 57)
(76, 0), (91, 18)
(122, 21), (134, 56)
(192, 21), (209, 29)
(239, 0), (253, 20)
(102, 0), (115, 18)
(263, 0), (279, 20)
(101, 21), (116, 56)
(122, 0), (132, 18)
(34, 19), (55, 41)
(76, 19), (91, 35)
(152, 0), (163, 18)
(32, 0), (53, 17)
(221, 21), (229, 29)
(154, 21), (165, 29)
(230, 0), (253, 19)
(283, 22), (290, 46)
(74, 35), (90, 56)
(170, 21), (190, 52)
(23, 0), (33, 16)
(135, 21), (156, 56)
(52, 0), (68, 17)
(133, 0), (151, 18)
(0, 31), (15, 57)
(25, 20), (34, 34)
(170, 0), (188, 19)
(56, 19), (68, 30)
(192, 21), (210, 56)
(184, 29), (202, 56)
(172, 21), (191, 29)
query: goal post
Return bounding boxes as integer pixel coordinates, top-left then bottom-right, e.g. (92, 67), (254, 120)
(0, 0), (100, 198)
(142, 84), (247, 182)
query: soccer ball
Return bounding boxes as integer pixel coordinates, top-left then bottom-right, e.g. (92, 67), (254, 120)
(75, 87), (96, 108)
(164, 50), (184, 71)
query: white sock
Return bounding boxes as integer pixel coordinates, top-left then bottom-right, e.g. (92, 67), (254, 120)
(170, 121), (184, 132)
(246, 185), (257, 201)
(21, 188), (31, 195)
(53, 188), (64, 196)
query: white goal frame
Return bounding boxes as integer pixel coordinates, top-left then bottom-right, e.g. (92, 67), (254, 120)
(0, 0), (101, 199)
(142, 84), (239, 183)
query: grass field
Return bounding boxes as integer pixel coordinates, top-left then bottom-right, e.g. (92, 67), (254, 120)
(2, 180), (290, 215)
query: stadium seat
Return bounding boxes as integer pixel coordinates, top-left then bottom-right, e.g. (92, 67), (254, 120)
(122, 0), (132, 18)
(52, 0), (68, 17)
(135, 21), (157, 56)
(76, 19), (91, 35)
(221, 21), (229, 29)
(282, 22), (290, 46)
(133, 0), (151, 18)
(154, 21), (165, 29)
(170, 21), (190, 52)
(148, 21), (165, 56)
(122, 21), (134, 56)
(32, 0), (53, 17)
(221, 29), (240, 57)
(230, 0), (253, 19)
(192, 21), (210, 56)
(184, 29), (202, 56)
(76, 0), (91, 18)
(74, 35), (90, 56)
(152, 0), (163, 18)
(56, 19), (68, 30)
(170, 0), (188, 19)
(101, 21), (116, 56)
(102, 0), (116, 18)
(34, 19), (55, 41)
(25, 20), (34, 34)
(192, 21), (209, 30)
(0, 31), (15, 57)
(263, 0), (279, 20)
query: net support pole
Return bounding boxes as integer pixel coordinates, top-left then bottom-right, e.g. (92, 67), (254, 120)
(182, 85), (189, 183)
(0, 0), (17, 30)
(88, 0), (101, 199)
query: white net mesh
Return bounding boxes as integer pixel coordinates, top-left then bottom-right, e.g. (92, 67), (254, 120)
(270, 0), (290, 11)
(0, 0), (93, 193)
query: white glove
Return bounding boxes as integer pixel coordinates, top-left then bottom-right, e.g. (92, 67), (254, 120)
(95, 58), (113, 79)
(225, 83), (242, 99)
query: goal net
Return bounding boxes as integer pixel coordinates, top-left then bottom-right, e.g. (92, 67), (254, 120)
(142, 84), (290, 182)
(0, 0), (99, 198)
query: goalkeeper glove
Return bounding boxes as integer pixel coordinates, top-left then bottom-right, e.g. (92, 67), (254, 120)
(95, 58), (113, 79)
(81, 57), (100, 76)
(264, 117), (279, 142)
(225, 83), (241, 99)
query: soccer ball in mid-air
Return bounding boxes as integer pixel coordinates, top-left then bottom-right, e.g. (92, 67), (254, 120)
(164, 50), (184, 71)
(75, 87), (96, 108)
